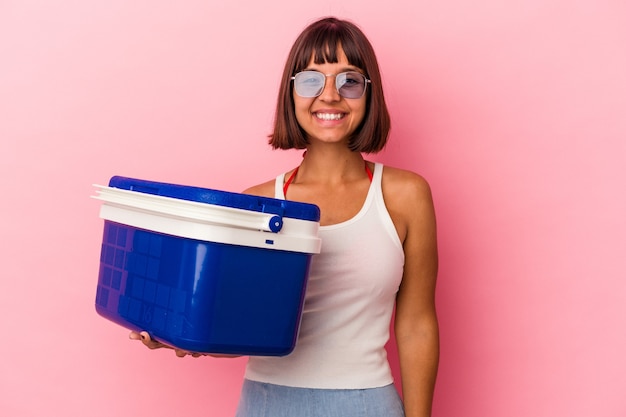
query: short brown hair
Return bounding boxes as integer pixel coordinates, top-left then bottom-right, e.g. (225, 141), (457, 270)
(269, 17), (391, 153)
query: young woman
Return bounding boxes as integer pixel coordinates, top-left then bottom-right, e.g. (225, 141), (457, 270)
(131, 17), (439, 417)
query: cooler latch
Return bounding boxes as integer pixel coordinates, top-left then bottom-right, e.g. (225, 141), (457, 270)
(259, 201), (286, 233)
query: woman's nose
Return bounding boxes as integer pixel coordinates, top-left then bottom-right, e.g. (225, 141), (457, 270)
(317, 75), (341, 102)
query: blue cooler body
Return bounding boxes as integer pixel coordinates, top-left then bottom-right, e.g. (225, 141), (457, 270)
(93, 176), (321, 356)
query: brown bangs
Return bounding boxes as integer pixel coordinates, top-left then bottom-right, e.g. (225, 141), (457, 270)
(293, 25), (366, 73)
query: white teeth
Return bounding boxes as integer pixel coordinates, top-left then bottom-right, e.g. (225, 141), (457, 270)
(315, 112), (344, 121)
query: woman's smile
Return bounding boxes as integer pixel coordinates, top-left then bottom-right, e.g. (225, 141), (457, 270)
(314, 111), (346, 121)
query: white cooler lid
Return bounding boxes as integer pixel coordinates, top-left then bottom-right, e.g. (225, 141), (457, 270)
(93, 184), (321, 254)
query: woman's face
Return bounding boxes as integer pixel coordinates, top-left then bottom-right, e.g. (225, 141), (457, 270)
(293, 47), (367, 147)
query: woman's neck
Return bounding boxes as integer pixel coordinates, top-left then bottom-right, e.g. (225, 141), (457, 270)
(297, 147), (367, 185)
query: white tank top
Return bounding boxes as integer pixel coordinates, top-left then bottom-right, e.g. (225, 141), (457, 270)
(244, 163), (405, 389)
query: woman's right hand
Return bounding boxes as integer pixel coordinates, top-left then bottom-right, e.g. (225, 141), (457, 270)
(129, 331), (204, 358)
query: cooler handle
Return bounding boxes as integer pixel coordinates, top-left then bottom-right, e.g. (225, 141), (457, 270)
(93, 185), (284, 233)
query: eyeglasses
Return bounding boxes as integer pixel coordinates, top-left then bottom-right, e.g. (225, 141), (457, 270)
(291, 70), (371, 99)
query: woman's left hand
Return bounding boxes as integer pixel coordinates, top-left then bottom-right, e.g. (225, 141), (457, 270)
(129, 331), (206, 358)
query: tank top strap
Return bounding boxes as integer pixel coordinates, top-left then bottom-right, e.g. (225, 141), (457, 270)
(372, 162), (383, 190)
(275, 172), (286, 199)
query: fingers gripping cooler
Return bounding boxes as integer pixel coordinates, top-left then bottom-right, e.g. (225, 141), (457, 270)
(92, 176), (321, 356)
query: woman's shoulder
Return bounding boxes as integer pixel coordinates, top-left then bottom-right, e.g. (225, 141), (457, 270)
(379, 164), (432, 199)
(378, 164), (436, 243)
(242, 178), (276, 198)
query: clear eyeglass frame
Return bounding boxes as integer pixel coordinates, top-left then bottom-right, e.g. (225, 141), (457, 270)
(291, 70), (371, 99)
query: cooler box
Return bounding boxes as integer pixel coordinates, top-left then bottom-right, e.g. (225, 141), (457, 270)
(92, 176), (321, 356)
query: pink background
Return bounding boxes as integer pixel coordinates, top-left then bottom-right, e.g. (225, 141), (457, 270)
(1, 1), (625, 416)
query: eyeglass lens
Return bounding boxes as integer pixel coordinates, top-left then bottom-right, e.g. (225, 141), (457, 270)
(293, 71), (368, 99)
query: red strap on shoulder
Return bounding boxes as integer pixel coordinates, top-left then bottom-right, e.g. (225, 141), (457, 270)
(365, 162), (373, 182)
(283, 167), (299, 197)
